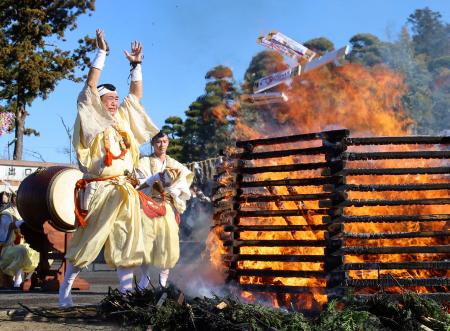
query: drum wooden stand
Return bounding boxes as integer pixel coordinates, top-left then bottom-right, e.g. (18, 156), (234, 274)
(20, 222), (90, 292)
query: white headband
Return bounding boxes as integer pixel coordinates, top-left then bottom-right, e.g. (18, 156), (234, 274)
(97, 85), (118, 97)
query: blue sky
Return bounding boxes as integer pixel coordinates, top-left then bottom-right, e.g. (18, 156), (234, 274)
(1, 0), (449, 162)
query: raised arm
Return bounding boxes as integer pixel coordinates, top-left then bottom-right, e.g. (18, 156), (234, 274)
(87, 29), (108, 89)
(124, 41), (143, 100)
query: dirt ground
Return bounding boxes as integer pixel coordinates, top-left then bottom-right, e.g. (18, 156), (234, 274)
(0, 239), (207, 330)
(0, 264), (162, 330)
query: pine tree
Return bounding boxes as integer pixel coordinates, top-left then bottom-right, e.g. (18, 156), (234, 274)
(304, 37), (335, 54)
(0, 0), (95, 159)
(347, 33), (386, 66)
(161, 116), (184, 161)
(407, 7), (450, 59)
(181, 65), (238, 162)
(240, 51), (290, 139)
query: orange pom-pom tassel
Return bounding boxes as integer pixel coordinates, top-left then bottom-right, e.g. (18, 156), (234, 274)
(104, 148), (113, 167)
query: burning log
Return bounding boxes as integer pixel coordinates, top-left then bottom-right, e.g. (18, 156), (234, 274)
(212, 189), (237, 202)
(339, 183), (450, 191)
(225, 254), (325, 263)
(343, 150), (450, 160)
(233, 146), (329, 160)
(240, 162), (330, 174)
(341, 230), (450, 239)
(223, 239), (327, 247)
(337, 166), (450, 176)
(323, 214), (450, 223)
(224, 224), (328, 231)
(235, 129), (349, 148)
(321, 198), (450, 208)
(241, 177), (341, 188)
(240, 283), (326, 294)
(232, 269), (325, 278)
(213, 210), (236, 225)
(216, 173), (236, 186)
(341, 261), (450, 270)
(213, 202), (234, 215)
(238, 209), (329, 217)
(236, 129), (350, 150)
(346, 136), (450, 145)
(335, 245), (450, 255)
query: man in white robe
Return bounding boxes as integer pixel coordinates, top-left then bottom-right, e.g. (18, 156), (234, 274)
(59, 29), (158, 307)
(136, 132), (193, 288)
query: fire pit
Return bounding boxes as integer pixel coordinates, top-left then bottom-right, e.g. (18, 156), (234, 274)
(212, 129), (450, 312)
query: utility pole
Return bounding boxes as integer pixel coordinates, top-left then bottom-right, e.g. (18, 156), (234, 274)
(7, 138), (17, 160)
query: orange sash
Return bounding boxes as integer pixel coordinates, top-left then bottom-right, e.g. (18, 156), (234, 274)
(74, 175), (120, 228)
(138, 191), (166, 218)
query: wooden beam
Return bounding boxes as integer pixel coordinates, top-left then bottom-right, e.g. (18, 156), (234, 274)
(331, 198), (450, 207)
(233, 269), (325, 278)
(239, 162), (329, 174)
(234, 146), (328, 160)
(239, 193), (334, 203)
(238, 209), (329, 217)
(339, 167), (450, 176)
(240, 177), (339, 188)
(239, 283), (327, 294)
(323, 214), (450, 223)
(223, 224), (328, 232)
(340, 261), (450, 270)
(225, 254), (325, 262)
(346, 136), (450, 146)
(343, 183), (450, 192)
(223, 239), (327, 247)
(235, 129), (349, 147)
(344, 151), (450, 160)
(342, 230), (450, 239)
(335, 245), (450, 255)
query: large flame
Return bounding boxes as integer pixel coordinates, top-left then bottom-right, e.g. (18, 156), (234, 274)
(208, 63), (449, 310)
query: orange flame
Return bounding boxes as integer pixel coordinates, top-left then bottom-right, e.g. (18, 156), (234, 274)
(209, 63), (449, 309)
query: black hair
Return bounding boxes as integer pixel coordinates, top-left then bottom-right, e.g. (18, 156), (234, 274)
(151, 131), (169, 144)
(97, 83), (117, 91)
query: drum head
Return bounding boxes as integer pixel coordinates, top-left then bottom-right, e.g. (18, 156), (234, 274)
(47, 168), (83, 232)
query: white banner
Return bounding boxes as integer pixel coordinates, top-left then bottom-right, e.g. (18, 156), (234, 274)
(253, 42), (349, 93)
(258, 37), (301, 59)
(303, 46), (349, 73)
(268, 32), (316, 61)
(253, 66), (301, 93)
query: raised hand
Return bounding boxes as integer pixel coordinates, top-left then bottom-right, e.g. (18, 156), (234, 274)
(124, 41), (143, 63)
(96, 29), (108, 51)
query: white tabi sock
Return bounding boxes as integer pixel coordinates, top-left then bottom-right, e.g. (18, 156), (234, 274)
(137, 264), (151, 290)
(117, 267), (134, 294)
(159, 269), (170, 288)
(58, 262), (81, 307)
(13, 269), (23, 287)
